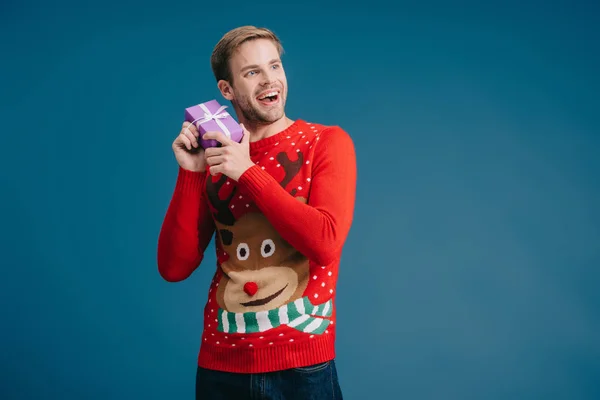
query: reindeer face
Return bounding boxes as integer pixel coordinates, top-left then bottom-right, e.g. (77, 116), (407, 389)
(215, 211), (309, 313)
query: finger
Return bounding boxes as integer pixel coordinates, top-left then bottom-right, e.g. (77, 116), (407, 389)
(180, 122), (196, 137)
(182, 122), (199, 137)
(205, 155), (226, 166)
(202, 130), (229, 144)
(176, 134), (193, 151)
(204, 146), (226, 158)
(209, 163), (224, 176)
(182, 121), (199, 135)
(181, 129), (199, 148)
(203, 131), (233, 147)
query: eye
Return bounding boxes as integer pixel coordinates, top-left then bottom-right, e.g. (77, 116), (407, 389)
(237, 243), (250, 260)
(261, 239), (275, 258)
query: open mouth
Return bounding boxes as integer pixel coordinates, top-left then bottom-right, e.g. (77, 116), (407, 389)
(240, 284), (288, 307)
(256, 90), (280, 105)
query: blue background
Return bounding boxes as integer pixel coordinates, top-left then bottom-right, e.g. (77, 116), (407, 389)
(1, 0), (599, 399)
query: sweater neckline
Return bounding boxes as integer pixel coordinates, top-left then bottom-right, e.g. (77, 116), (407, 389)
(249, 119), (306, 154)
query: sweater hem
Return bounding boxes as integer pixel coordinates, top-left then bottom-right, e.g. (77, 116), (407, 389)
(197, 333), (336, 374)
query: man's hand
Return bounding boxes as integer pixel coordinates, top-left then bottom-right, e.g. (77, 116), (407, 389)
(172, 122), (208, 172)
(203, 124), (254, 181)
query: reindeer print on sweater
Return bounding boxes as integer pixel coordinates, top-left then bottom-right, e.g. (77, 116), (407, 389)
(205, 149), (333, 337)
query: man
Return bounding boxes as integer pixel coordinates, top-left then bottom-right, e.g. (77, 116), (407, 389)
(157, 25), (356, 399)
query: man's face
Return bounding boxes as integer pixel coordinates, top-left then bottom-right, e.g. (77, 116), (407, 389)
(224, 38), (287, 124)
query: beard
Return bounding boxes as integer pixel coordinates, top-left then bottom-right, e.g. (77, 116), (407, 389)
(233, 88), (286, 124)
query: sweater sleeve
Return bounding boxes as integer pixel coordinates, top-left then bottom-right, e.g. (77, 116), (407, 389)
(157, 167), (216, 282)
(238, 126), (357, 266)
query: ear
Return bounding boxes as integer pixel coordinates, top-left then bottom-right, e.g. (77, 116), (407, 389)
(219, 229), (233, 246)
(217, 80), (234, 101)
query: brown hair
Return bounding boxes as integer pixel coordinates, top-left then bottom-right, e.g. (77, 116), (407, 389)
(211, 26), (284, 83)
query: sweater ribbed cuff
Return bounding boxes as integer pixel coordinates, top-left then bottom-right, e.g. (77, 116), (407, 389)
(175, 167), (207, 195)
(238, 165), (277, 200)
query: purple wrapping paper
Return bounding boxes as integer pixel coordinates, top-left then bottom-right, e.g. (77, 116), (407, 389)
(184, 100), (243, 148)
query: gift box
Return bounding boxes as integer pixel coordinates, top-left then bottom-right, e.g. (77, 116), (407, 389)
(184, 100), (243, 148)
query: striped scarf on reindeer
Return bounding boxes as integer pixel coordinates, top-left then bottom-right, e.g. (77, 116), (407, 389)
(217, 296), (332, 335)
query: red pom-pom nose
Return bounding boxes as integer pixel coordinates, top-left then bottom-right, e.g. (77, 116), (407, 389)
(243, 282), (258, 296)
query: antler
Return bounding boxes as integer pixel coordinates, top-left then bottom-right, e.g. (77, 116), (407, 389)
(207, 151), (303, 226)
(206, 174), (237, 226)
(276, 151), (304, 195)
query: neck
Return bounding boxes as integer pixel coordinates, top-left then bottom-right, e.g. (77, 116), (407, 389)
(240, 116), (295, 142)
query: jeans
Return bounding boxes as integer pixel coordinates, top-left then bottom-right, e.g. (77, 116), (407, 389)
(195, 359), (343, 399)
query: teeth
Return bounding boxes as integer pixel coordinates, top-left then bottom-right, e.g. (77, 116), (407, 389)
(259, 91), (278, 100)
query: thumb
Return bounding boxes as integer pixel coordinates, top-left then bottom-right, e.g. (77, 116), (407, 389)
(240, 123), (250, 144)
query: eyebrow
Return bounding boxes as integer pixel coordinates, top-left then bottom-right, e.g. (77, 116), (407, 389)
(240, 59), (281, 73)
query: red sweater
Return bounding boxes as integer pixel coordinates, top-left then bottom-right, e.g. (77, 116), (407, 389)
(157, 119), (356, 373)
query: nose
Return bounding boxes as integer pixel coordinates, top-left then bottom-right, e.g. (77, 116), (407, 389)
(261, 71), (276, 85)
(243, 281), (259, 296)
